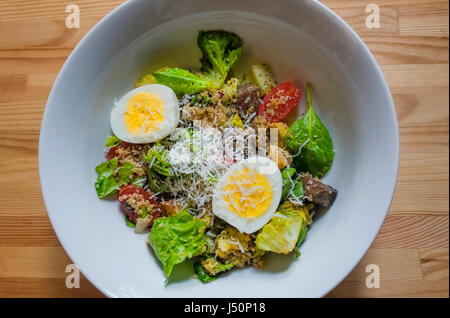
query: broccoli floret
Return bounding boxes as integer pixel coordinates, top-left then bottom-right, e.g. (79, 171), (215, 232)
(198, 30), (243, 88)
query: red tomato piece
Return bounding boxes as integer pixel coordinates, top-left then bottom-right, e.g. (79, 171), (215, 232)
(106, 146), (119, 161)
(118, 185), (150, 201)
(118, 185), (163, 226)
(258, 81), (302, 123)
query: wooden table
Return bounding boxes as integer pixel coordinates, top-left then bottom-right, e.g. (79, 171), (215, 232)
(0, 0), (448, 298)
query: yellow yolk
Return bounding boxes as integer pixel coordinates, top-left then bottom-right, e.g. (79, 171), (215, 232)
(124, 92), (164, 135)
(223, 168), (273, 219)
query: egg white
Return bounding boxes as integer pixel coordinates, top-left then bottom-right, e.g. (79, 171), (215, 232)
(212, 156), (282, 234)
(110, 84), (179, 144)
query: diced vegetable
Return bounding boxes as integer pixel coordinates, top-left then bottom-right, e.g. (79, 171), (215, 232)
(94, 158), (136, 198)
(248, 64), (277, 95)
(151, 67), (213, 96)
(230, 113), (243, 128)
(149, 211), (207, 278)
(236, 83), (261, 114)
(198, 30), (243, 88)
(220, 78), (239, 104)
(284, 83), (334, 178)
(258, 81), (302, 123)
(255, 205), (303, 254)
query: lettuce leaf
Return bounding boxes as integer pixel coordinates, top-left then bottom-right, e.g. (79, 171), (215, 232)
(255, 206), (303, 254)
(144, 145), (172, 177)
(194, 259), (233, 284)
(281, 167), (296, 201)
(105, 135), (120, 147)
(149, 211), (207, 278)
(94, 159), (136, 198)
(198, 30), (243, 87)
(151, 67), (212, 96)
(293, 221), (308, 258)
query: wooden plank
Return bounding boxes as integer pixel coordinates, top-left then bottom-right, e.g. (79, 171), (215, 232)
(0, 0), (448, 298)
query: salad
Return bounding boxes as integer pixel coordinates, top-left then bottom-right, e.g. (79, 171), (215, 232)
(94, 30), (337, 283)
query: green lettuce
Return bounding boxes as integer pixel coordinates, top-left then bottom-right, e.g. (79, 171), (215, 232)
(94, 158), (136, 198)
(151, 67), (212, 96)
(255, 207), (303, 254)
(198, 30), (243, 87)
(144, 145), (172, 177)
(281, 167), (304, 204)
(284, 83), (334, 178)
(194, 259), (234, 284)
(293, 221), (308, 258)
(105, 135), (120, 147)
(149, 211), (207, 278)
(281, 167), (296, 201)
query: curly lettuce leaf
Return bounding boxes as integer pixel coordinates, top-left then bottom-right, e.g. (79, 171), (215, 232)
(149, 211), (207, 278)
(151, 67), (212, 96)
(198, 30), (243, 87)
(94, 159), (136, 198)
(255, 206), (303, 254)
(284, 83), (334, 178)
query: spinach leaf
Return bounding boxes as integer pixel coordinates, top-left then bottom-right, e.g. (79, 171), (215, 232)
(149, 211), (207, 278)
(284, 83), (334, 178)
(151, 67), (212, 96)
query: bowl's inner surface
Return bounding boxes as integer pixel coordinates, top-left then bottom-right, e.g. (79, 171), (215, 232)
(41, 6), (397, 298)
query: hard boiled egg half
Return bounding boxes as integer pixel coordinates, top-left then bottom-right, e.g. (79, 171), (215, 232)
(110, 84), (179, 144)
(212, 157), (282, 234)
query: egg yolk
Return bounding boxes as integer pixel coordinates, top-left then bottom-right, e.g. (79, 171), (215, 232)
(223, 168), (273, 219)
(124, 92), (164, 135)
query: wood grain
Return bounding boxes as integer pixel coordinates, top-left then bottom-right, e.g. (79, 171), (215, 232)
(0, 0), (448, 298)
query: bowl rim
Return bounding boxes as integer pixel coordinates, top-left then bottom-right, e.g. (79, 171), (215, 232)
(39, 0), (399, 298)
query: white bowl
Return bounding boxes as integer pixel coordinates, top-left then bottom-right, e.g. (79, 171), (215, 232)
(39, 0), (399, 297)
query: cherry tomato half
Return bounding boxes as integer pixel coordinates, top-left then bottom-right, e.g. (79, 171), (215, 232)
(258, 81), (302, 123)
